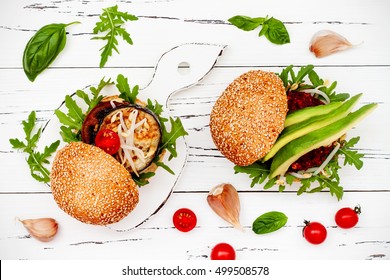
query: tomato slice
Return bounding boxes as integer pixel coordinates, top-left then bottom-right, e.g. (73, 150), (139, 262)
(95, 129), (121, 155)
(210, 243), (236, 260)
(173, 208), (197, 232)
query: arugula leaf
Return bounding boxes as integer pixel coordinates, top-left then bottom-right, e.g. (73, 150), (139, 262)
(278, 65), (293, 88)
(277, 65), (350, 102)
(317, 176), (344, 200)
(234, 162), (271, 188)
(147, 99), (164, 116)
(324, 81), (350, 102)
(329, 93), (350, 102)
(308, 69), (324, 88)
(229, 15), (290, 45)
(339, 137), (364, 170)
(117, 79), (188, 165)
(294, 156), (344, 201)
(295, 172), (344, 201)
(59, 126), (80, 143)
(295, 65), (315, 84)
(65, 95), (84, 129)
(55, 95), (84, 141)
(76, 78), (112, 113)
(55, 77), (111, 143)
(283, 64), (314, 89)
(116, 74), (139, 103)
(146, 99), (188, 161)
(235, 65), (368, 200)
(159, 117), (188, 160)
(9, 111), (60, 183)
(92, 5), (138, 68)
(155, 161), (175, 175)
(133, 172), (155, 186)
(266, 178), (279, 190)
(54, 74), (187, 185)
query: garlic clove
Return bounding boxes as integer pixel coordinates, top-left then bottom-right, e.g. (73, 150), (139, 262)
(309, 30), (354, 58)
(207, 183), (244, 231)
(19, 218), (59, 242)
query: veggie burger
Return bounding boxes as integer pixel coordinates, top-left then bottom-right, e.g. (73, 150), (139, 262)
(210, 65), (376, 199)
(50, 76), (184, 225)
(51, 95), (161, 225)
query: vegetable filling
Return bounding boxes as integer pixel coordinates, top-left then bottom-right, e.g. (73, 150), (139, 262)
(287, 90), (333, 172)
(287, 90), (325, 113)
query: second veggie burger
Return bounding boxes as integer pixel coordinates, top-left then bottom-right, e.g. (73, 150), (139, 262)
(209, 65), (377, 199)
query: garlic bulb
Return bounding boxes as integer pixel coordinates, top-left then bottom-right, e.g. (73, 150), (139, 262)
(19, 218), (59, 242)
(309, 30), (354, 58)
(207, 183), (243, 231)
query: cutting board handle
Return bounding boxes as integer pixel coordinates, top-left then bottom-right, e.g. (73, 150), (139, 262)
(140, 43), (226, 107)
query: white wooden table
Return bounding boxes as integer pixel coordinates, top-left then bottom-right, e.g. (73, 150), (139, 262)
(1, 0), (389, 260)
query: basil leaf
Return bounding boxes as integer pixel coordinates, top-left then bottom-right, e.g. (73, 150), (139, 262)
(252, 211), (288, 234)
(262, 17), (290, 45)
(23, 22), (79, 82)
(229, 14), (290, 45)
(228, 15), (264, 31)
(258, 23), (269, 38)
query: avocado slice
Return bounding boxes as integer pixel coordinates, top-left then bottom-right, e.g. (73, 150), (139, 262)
(269, 103), (377, 178)
(263, 93), (362, 162)
(284, 101), (343, 127)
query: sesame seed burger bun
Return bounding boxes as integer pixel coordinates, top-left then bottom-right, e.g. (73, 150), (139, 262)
(50, 142), (139, 225)
(210, 70), (288, 166)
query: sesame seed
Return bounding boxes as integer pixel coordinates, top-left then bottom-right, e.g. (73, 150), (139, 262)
(209, 70), (288, 166)
(50, 142), (139, 225)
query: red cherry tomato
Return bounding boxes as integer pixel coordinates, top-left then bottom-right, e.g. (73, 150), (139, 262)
(303, 221), (327, 245)
(210, 243), (236, 260)
(95, 129), (121, 155)
(335, 205), (361, 229)
(172, 208), (197, 232)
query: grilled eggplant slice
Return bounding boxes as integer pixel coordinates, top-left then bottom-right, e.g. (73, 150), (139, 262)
(100, 106), (161, 174)
(81, 96), (162, 174)
(81, 97), (129, 144)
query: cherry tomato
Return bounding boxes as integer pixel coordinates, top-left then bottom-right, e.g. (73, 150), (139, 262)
(335, 205), (361, 229)
(172, 208), (197, 232)
(95, 129), (121, 155)
(303, 221), (327, 245)
(210, 243), (236, 260)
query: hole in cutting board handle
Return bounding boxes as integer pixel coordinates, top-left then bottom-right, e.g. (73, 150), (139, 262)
(177, 61), (190, 75)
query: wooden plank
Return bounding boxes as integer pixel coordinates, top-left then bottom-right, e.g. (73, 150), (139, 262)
(1, 67), (388, 193)
(0, 0), (389, 68)
(0, 192), (389, 259)
(1, 0), (389, 262)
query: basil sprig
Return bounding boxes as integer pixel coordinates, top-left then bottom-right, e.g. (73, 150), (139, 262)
(228, 15), (290, 45)
(22, 21), (79, 82)
(252, 211), (288, 234)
